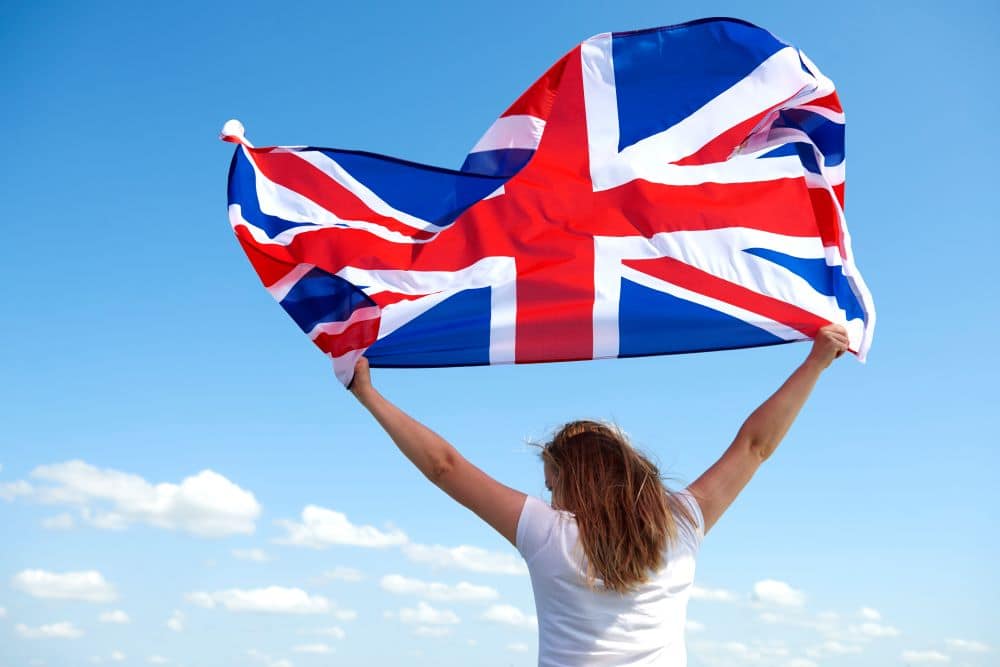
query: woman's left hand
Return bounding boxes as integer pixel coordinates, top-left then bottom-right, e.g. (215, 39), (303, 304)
(348, 356), (374, 398)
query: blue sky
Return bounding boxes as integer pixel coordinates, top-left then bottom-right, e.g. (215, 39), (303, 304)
(1, 1), (997, 666)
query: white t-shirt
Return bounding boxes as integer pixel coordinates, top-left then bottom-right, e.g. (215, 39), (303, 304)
(515, 490), (704, 667)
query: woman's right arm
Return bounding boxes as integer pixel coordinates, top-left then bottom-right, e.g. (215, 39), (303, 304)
(687, 324), (849, 534)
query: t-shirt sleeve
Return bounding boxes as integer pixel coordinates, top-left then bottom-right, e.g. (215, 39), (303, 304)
(515, 495), (556, 562)
(677, 488), (706, 549)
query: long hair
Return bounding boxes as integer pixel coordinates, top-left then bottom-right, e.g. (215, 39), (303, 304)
(540, 420), (696, 594)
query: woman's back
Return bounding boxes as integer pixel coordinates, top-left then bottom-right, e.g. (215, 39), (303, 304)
(517, 492), (704, 667)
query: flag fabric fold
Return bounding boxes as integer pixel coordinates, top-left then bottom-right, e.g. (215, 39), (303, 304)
(223, 17), (875, 385)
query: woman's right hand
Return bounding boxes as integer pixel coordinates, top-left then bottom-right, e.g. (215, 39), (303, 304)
(806, 324), (850, 370)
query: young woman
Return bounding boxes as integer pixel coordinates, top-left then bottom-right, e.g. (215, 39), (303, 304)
(348, 324), (850, 666)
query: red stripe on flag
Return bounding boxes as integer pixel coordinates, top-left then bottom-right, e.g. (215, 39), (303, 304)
(623, 256), (830, 339)
(247, 149), (436, 241)
(502, 50), (571, 119)
(807, 92), (843, 113)
(807, 186), (845, 255)
(235, 225), (298, 287)
(371, 291), (437, 308)
(312, 316), (381, 358)
(673, 89), (800, 167)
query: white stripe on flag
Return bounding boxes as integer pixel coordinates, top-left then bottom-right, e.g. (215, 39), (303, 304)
(469, 114), (546, 153)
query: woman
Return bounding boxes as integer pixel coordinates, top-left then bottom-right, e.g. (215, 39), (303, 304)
(348, 324), (850, 666)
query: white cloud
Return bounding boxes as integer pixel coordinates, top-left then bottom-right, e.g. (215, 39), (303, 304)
(944, 639), (990, 653)
(686, 619), (705, 633)
(276, 505), (407, 548)
(690, 584), (739, 602)
(414, 625), (453, 638)
(859, 606), (881, 621)
(0, 480), (33, 501)
(805, 640), (864, 659)
(380, 574), (499, 602)
(319, 567), (364, 583)
(16, 622), (84, 639)
(247, 649), (293, 667)
(166, 610), (184, 632)
(0, 606), (6, 618)
(483, 604), (537, 629)
(398, 601), (460, 625)
(147, 657), (169, 665)
(12, 570), (116, 602)
(110, 651), (125, 662)
(293, 643), (331, 654)
(232, 548), (270, 562)
(901, 650), (950, 663)
(691, 639), (797, 666)
(333, 608), (358, 621)
(185, 586), (330, 614)
(310, 626), (346, 639)
(99, 610), (130, 624)
(12, 461), (260, 537)
(856, 622), (901, 638)
(752, 579), (805, 607)
(41, 513), (75, 530)
(507, 642), (530, 652)
(402, 543), (527, 575)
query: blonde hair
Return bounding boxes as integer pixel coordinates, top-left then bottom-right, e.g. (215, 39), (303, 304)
(540, 420), (695, 594)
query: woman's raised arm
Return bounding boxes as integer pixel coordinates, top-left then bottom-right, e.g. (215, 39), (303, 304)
(688, 324), (849, 534)
(348, 358), (526, 545)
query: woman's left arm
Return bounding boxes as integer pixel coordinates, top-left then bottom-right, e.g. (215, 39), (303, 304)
(348, 358), (526, 546)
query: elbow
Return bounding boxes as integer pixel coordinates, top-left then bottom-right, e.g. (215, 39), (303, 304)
(427, 449), (458, 483)
(746, 437), (775, 463)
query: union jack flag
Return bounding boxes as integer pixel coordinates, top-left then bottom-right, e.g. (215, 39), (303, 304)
(223, 17), (875, 385)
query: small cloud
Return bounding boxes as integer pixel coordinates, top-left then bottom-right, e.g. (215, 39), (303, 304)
(98, 610), (130, 624)
(12, 570), (116, 603)
(110, 651), (125, 662)
(308, 626), (346, 639)
(901, 649), (950, 663)
(944, 639), (989, 653)
(0, 606), (7, 618)
(685, 619), (705, 633)
(507, 642), (530, 653)
(185, 587), (330, 614)
(398, 601), (460, 626)
(246, 649), (293, 667)
(380, 574), (499, 602)
(752, 579), (805, 607)
(276, 505), (406, 548)
(414, 625), (453, 638)
(147, 657), (169, 665)
(16, 622), (84, 639)
(857, 622), (900, 638)
(318, 567), (364, 583)
(689, 585), (739, 602)
(232, 548), (270, 563)
(41, 513), (75, 530)
(0, 480), (33, 501)
(807, 640), (863, 657)
(786, 660), (817, 667)
(482, 604), (537, 630)
(859, 606), (881, 621)
(402, 543), (526, 575)
(292, 643), (332, 654)
(166, 610), (184, 632)
(333, 608), (357, 621)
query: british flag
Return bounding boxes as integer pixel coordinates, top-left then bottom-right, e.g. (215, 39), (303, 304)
(223, 17), (875, 385)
